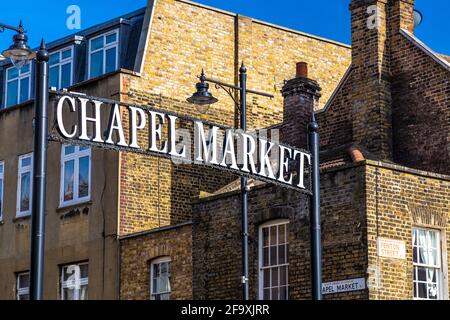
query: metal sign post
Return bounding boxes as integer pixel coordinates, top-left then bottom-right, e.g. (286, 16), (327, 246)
(30, 40), (49, 300)
(308, 114), (322, 300)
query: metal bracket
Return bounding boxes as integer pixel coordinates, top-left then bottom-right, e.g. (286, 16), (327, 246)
(0, 22), (26, 34)
(241, 276), (248, 284)
(214, 83), (240, 108)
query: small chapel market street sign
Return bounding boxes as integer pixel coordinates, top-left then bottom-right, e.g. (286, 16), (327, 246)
(49, 91), (312, 194)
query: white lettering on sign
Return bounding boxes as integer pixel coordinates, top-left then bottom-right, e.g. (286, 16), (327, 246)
(377, 238), (406, 259)
(54, 93), (312, 193)
(322, 278), (366, 295)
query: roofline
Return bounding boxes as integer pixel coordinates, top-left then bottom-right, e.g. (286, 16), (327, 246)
(0, 7), (146, 68)
(119, 221), (193, 240)
(400, 29), (450, 72)
(176, 0), (351, 49)
(316, 64), (353, 114)
(134, 0), (157, 73)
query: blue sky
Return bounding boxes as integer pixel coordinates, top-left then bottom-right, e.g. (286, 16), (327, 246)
(1, 0), (449, 55)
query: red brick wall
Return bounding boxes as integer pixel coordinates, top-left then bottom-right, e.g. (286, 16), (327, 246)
(390, 34), (450, 175)
(193, 163), (369, 300)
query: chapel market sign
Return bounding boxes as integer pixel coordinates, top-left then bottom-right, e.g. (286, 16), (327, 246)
(47, 90), (322, 300)
(50, 91), (313, 194)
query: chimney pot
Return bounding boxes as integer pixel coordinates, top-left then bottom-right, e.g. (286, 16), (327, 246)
(296, 62), (308, 78)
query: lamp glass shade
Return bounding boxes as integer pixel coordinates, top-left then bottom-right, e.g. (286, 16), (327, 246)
(187, 80), (218, 113)
(2, 31), (35, 71)
(196, 104), (211, 114)
(11, 59), (28, 70)
(414, 10), (423, 27)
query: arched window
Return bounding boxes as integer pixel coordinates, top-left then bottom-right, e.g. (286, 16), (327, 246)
(150, 256), (171, 300)
(258, 219), (289, 300)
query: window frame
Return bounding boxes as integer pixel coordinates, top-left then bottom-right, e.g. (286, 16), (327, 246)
(60, 262), (89, 300)
(4, 62), (32, 108)
(59, 145), (91, 207)
(412, 227), (444, 300)
(0, 160), (4, 221)
(49, 46), (74, 90)
(150, 256), (172, 300)
(88, 29), (119, 79)
(16, 153), (33, 218)
(258, 219), (289, 300)
(16, 272), (30, 300)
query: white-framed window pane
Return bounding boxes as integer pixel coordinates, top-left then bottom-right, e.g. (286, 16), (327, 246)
(80, 284), (88, 300)
(412, 228), (442, 300)
(62, 48), (72, 60)
(90, 51), (103, 78)
(89, 30), (118, 79)
(105, 32), (117, 44)
(7, 67), (19, 80)
(63, 287), (76, 300)
(60, 145), (91, 206)
(17, 293), (30, 300)
(61, 63), (72, 88)
(63, 159), (75, 202)
(259, 220), (289, 300)
(20, 77), (30, 103)
(49, 52), (60, 65)
(7, 80), (18, 107)
(91, 36), (104, 51)
(49, 66), (59, 88)
(64, 145), (75, 155)
(20, 171), (31, 212)
(16, 272), (30, 300)
(21, 63), (30, 74)
(5, 63), (31, 108)
(49, 47), (73, 89)
(61, 263), (88, 300)
(78, 156), (89, 198)
(17, 154), (33, 216)
(150, 258), (171, 300)
(21, 156), (31, 167)
(105, 47), (117, 73)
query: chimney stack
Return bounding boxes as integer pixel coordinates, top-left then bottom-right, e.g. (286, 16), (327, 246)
(296, 62), (308, 78)
(281, 62), (321, 149)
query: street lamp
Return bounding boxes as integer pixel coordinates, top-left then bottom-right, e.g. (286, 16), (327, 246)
(1, 21), (49, 301)
(1, 21), (35, 70)
(188, 63), (273, 300)
(187, 69), (218, 113)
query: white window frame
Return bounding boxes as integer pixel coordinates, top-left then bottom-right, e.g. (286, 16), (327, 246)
(49, 46), (74, 90)
(88, 29), (119, 79)
(0, 160), (4, 221)
(5, 62), (32, 108)
(60, 145), (91, 207)
(60, 262), (89, 300)
(16, 272), (30, 300)
(412, 227), (445, 300)
(16, 153), (33, 217)
(258, 219), (289, 300)
(150, 256), (171, 300)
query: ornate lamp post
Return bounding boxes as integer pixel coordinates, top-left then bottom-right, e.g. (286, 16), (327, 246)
(2, 21), (49, 300)
(188, 63), (273, 300)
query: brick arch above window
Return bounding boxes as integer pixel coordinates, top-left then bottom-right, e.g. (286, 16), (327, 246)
(143, 244), (171, 262)
(254, 206), (294, 226)
(409, 205), (447, 229)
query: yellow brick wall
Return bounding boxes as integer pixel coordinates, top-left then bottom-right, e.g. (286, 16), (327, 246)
(365, 161), (450, 300)
(120, 224), (193, 300)
(119, 0), (351, 235)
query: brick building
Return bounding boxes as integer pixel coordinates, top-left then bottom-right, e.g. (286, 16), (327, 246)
(0, 0), (449, 300)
